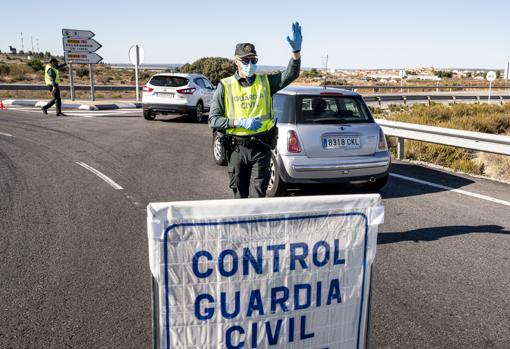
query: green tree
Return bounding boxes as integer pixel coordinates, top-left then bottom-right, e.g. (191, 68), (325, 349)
(300, 68), (321, 79)
(26, 59), (44, 72)
(433, 70), (453, 78)
(178, 57), (236, 85)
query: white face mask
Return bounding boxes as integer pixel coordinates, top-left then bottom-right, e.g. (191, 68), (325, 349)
(241, 61), (257, 77)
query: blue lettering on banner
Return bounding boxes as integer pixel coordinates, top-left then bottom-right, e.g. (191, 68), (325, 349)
(226, 325), (245, 349)
(194, 293), (214, 321)
(164, 212), (369, 349)
(192, 250), (213, 278)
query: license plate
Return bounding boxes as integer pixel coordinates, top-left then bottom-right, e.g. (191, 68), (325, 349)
(322, 136), (361, 149)
(156, 92), (175, 98)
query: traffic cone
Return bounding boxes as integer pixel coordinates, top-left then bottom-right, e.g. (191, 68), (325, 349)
(0, 100), (6, 110)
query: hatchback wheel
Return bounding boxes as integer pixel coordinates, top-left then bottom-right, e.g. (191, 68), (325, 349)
(193, 102), (204, 123)
(143, 110), (155, 120)
(212, 132), (227, 166)
(266, 152), (286, 197)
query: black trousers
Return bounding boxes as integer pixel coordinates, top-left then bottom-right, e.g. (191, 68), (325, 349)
(43, 85), (62, 113)
(226, 143), (272, 198)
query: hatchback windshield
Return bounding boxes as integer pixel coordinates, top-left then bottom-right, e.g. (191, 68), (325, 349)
(297, 96), (372, 124)
(149, 76), (188, 87)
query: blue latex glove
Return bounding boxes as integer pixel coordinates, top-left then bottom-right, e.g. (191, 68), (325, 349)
(287, 22), (302, 52)
(237, 117), (262, 131)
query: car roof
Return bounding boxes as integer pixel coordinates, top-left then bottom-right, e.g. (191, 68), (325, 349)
(276, 85), (360, 97)
(151, 73), (205, 78)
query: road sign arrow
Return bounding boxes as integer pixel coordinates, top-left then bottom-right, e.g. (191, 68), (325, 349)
(62, 28), (95, 38)
(63, 37), (102, 53)
(65, 52), (103, 64)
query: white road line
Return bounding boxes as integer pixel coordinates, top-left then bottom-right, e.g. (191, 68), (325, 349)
(0, 132), (13, 137)
(75, 162), (123, 190)
(390, 173), (510, 207)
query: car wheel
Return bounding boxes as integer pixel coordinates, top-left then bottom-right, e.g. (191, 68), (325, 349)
(363, 174), (389, 192)
(193, 102), (205, 123)
(212, 132), (227, 166)
(266, 152), (286, 197)
(143, 110), (155, 120)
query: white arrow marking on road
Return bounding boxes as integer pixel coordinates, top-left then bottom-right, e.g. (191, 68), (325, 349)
(390, 173), (510, 207)
(76, 162), (123, 190)
(0, 132), (13, 137)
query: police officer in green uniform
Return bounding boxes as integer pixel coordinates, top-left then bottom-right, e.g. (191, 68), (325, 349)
(41, 57), (68, 116)
(209, 22), (302, 198)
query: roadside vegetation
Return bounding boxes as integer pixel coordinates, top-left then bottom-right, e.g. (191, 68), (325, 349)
(371, 103), (510, 181)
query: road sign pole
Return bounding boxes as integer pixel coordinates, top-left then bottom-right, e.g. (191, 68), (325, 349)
(89, 64), (95, 101)
(68, 63), (75, 101)
(488, 81), (492, 102)
(135, 45), (140, 102)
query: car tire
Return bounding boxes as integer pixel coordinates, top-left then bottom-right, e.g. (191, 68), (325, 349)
(212, 132), (227, 166)
(363, 174), (389, 192)
(193, 101), (205, 123)
(266, 152), (286, 197)
(143, 110), (156, 120)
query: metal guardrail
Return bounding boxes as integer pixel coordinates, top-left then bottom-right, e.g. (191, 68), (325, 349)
(364, 94), (510, 106)
(332, 85), (510, 91)
(375, 119), (510, 158)
(2, 83), (510, 92)
(0, 84), (140, 91)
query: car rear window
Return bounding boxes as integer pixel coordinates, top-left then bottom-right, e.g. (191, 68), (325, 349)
(297, 96), (373, 124)
(149, 76), (188, 87)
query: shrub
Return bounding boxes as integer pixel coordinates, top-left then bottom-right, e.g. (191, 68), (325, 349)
(0, 63), (10, 76)
(76, 66), (89, 78)
(26, 59), (44, 72)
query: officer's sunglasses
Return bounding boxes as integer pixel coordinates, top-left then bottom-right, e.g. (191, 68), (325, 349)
(240, 57), (258, 65)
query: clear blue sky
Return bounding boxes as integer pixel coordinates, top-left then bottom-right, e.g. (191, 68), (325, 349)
(2, 0), (510, 69)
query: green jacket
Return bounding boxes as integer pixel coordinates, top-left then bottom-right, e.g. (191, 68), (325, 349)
(208, 58), (301, 130)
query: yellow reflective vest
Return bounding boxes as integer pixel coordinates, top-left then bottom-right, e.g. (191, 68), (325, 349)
(222, 75), (274, 136)
(44, 64), (61, 86)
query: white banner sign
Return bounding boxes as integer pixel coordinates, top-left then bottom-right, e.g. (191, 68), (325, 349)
(148, 195), (383, 349)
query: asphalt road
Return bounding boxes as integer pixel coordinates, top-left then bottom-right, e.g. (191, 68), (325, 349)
(0, 107), (509, 348)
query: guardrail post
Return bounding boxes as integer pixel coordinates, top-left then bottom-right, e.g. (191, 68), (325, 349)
(397, 137), (405, 160)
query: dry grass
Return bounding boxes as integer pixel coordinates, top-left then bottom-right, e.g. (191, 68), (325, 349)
(374, 103), (510, 181)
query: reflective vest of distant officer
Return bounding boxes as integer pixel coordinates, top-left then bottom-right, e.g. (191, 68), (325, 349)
(44, 63), (61, 86)
(208, 22), (303, 199)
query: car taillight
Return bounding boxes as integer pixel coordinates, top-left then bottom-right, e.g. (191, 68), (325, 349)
(143, 85), (154, 92)
(287, 130), (302, 153)
(378, 128), (388, 150)
(176, 88), (196, 95)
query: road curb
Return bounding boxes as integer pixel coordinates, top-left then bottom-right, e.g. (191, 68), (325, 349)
(2, 99), (142, 110)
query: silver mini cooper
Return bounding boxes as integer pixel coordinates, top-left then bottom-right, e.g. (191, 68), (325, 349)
(212, 86), (391, 196)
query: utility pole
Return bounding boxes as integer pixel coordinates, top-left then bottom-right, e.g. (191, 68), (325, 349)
(31, 36), (34, 52)
(20, 32), (24, 52)
(321, 54), (329, 89)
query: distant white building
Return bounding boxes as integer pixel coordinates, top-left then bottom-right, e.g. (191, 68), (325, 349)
(367, 74), (401, 80)
(407, 75), (442, 81)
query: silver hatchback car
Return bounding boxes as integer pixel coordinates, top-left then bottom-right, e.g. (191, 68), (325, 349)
(212, 86), (391, 196)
